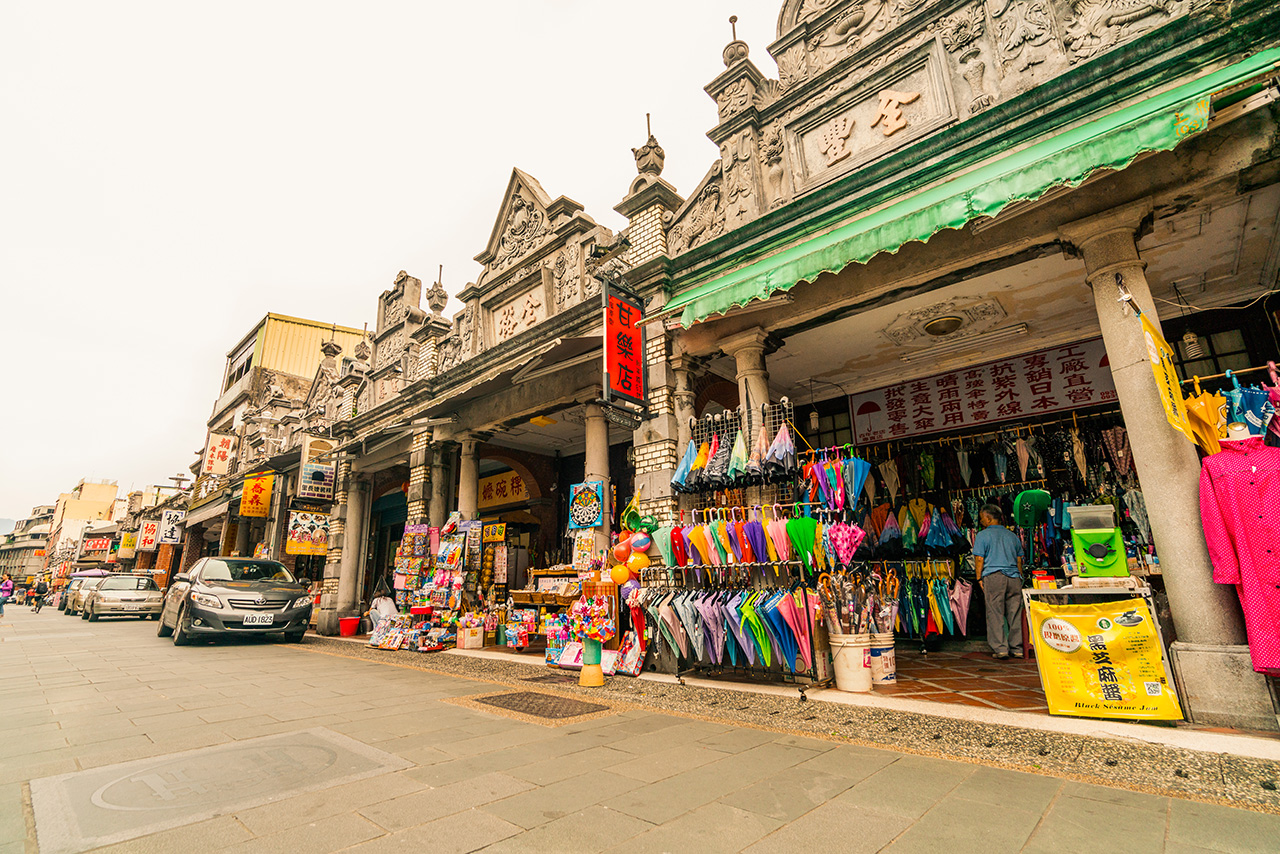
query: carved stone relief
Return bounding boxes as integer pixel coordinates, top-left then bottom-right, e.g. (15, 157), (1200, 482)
(375, 329), (404, 371)
(959, 46), (998, 112)
(761, 122), (791, 209)
(554, 242), (583, 309)
(881, 296), (1008, 345)
(459, 303), (476, 355)
(939, 4), (985, 51)
(716, 78), (755, 120)
(985, 0), (1057, 74)
(1063, 0), (1175, 64)
(721, 132), (762, 231)
(804, 0), (900, 74)
(776, 43), (809, 90)
(494, 194), (548, 271)
(494, 288), (546, 343)
(668, 178), (726, 255)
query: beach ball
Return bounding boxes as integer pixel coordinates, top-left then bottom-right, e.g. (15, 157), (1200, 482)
(610, 564), (632, 586)
(630, 532), (652, 552)
(626, 551), (651, 574)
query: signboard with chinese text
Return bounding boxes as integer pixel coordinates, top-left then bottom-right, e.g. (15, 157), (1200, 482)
(478, 470), (528, 510)
(240, 473), (274, 518)
(605, 291), (646, 407)
(285, 511), (329, 556)
(138, 521), (159, 551)
(202, 432), (237, 476)
(1141, 314), (1192, 441)
(1026, 597), (1182, 720)
(297, 435), (337, 501)
(159, 510), (185, 545)
(850, 338), (1115, 444)
(120, 532), (137, 550)
(81, 538), (112, 554)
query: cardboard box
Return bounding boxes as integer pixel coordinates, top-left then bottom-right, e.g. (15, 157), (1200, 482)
(458, 627), (484, 649)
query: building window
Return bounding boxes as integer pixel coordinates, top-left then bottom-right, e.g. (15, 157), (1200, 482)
(797, 397), (853, 450)
(1175, 328), (1252, 379)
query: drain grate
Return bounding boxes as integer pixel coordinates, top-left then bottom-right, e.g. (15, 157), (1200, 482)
(474, 691), (608, 719)
(522, 674), (577, 685)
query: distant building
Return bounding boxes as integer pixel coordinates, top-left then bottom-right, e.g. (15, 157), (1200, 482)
(44, 480), (118, 585)
(0, 505), (55, 582)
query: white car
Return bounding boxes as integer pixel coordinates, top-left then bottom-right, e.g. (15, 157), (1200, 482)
(81, 575), (164, 621)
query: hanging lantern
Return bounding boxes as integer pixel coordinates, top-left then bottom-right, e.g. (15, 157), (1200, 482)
(1181, 329), (1205, 360)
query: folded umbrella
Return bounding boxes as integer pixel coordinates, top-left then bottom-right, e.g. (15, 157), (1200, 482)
(671, 440), (697, 493)
(727, 429), (749, 485)
(786, 516), (819, 576)
(879, 460), (900, 503)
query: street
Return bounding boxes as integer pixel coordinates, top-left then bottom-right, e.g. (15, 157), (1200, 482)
(3, 611), (1278, 853)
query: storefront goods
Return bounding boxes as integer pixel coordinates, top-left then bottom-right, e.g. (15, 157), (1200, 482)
(1200, 436), (1280, 673)
(1026, 597), (1182, 720)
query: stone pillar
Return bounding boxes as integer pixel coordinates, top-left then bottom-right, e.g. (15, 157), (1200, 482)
(720, 328), (771, 431)
(671, 355), (699, 448)
(428, 442), (453, 528)
(234, 517), (251, 557)
(1061, 202), (1268, 729)
(457, 438), (480, 521)
(336, 477), (368, 619)
(407, 431), (431, 523)
(584, 403), (612, 554)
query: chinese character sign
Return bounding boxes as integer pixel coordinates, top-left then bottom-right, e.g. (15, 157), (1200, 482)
(138, 520), (159, 551)
(240, 472), (274, 518)
(202, 432), (237, 476)
(159, 510), (185, 544)
(1140, 314), (1193, 441)
(477, 470), (528, 510)
(297, 435), (336, 501)
(606, 293), (645, 407)
(1026, 597), (1183, 720)
(285, 511), (329, 556)
(850, 338), (1115, 443)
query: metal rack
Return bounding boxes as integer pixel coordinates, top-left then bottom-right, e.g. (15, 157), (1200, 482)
(685, 399), (796, 511)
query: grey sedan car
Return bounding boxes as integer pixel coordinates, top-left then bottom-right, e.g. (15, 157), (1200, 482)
(64, 578), (104, 616)
(157, 557), (312, 645)
(81, 574), (163, 621)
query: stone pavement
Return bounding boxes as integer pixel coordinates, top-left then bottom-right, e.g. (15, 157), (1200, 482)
(2, 610), (1278, 854)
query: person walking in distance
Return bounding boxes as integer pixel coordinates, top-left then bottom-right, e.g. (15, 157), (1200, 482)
(31, 577), (49, 612)
(973, 505), (1025, 660)
(0, 574), (13, 618)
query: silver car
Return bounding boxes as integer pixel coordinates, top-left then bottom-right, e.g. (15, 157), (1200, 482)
(81, 575), (163, 621)
(157, 557), (312, 645)
(64, 578), (103, 616)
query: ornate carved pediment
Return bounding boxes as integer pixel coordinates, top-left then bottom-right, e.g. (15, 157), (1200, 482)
(475, 169), (556, 276)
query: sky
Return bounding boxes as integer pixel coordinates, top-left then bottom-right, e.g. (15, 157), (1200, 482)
(1, 1), (782, 521)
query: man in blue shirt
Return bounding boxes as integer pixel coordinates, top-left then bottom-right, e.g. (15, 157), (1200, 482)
(974, 504), (1025, 660)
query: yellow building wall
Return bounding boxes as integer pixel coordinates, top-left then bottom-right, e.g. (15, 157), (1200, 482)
(254, 314), (365, 379)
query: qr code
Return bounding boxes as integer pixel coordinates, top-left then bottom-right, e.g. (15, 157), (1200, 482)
(1144, 681), (1162, 696)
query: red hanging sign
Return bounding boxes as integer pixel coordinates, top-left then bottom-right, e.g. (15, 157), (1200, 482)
(605, 292), (645, 407)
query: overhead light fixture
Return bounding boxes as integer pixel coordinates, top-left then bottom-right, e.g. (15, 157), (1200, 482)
(529, 415), (557, 427)
(899, 323), (1030, 362)
(808, 380), (819, 432)
(1173, 282), (1204, 359)
(923, 315), (964, 336)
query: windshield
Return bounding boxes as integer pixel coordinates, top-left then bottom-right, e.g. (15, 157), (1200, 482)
(99, 576), (158, 591)
(82, 578), (104, 589)
(199, 560), (295, 584)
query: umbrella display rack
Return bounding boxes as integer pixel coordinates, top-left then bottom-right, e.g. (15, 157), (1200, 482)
(684, 399), (797, 511)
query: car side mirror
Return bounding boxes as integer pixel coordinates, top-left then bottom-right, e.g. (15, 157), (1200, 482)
(174, 573), (190, 584)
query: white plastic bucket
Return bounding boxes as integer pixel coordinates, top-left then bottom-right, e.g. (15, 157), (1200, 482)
(830, 633), (873, 693)
(869, 632), (896, 683)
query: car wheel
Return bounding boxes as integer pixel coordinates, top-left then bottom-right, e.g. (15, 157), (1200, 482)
(156, 611), (173, 637)
(65, 605), (76, 616)
(87, 606), (99, 622)
(80, 606), (90, 620)
(285, 631), (305, 644)
(171, 606), (191, 646)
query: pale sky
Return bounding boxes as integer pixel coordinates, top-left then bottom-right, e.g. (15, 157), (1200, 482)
(1, 1), (781, 521)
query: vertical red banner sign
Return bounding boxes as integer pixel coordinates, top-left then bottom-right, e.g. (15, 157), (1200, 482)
(606, 292), (646, 407)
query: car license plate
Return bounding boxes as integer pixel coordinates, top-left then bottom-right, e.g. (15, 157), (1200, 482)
(243, 614), (275, 626)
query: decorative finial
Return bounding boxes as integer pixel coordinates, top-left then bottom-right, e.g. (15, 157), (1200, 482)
(427, 265), (448, 316)
(632, 114), (665, 177)
(723, 14), (749, 67)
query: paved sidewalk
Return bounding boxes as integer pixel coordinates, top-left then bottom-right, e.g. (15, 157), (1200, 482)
(2, 610), (1277, 853)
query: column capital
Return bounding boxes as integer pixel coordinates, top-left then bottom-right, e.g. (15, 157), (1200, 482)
(1058, 199), (1153, 283)
(717, 327), (774, 358)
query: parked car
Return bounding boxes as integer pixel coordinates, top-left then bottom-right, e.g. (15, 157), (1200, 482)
(157, 557), (312, 645)
(58, 578), (86, 612)
(64, 578), (104, 616)
(81, 575), (164, 621)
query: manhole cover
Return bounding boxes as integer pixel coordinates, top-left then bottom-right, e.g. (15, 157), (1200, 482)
(474, 691), (608, 719)
(522, 674), (577, 685)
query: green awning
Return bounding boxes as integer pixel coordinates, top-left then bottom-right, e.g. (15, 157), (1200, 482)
(666, 48), (1280, 328)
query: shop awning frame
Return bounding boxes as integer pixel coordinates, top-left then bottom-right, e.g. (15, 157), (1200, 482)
(656, 49), (1280, 328)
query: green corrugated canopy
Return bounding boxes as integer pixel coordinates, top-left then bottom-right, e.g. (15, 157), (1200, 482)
(666, 48), (1280, 328)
